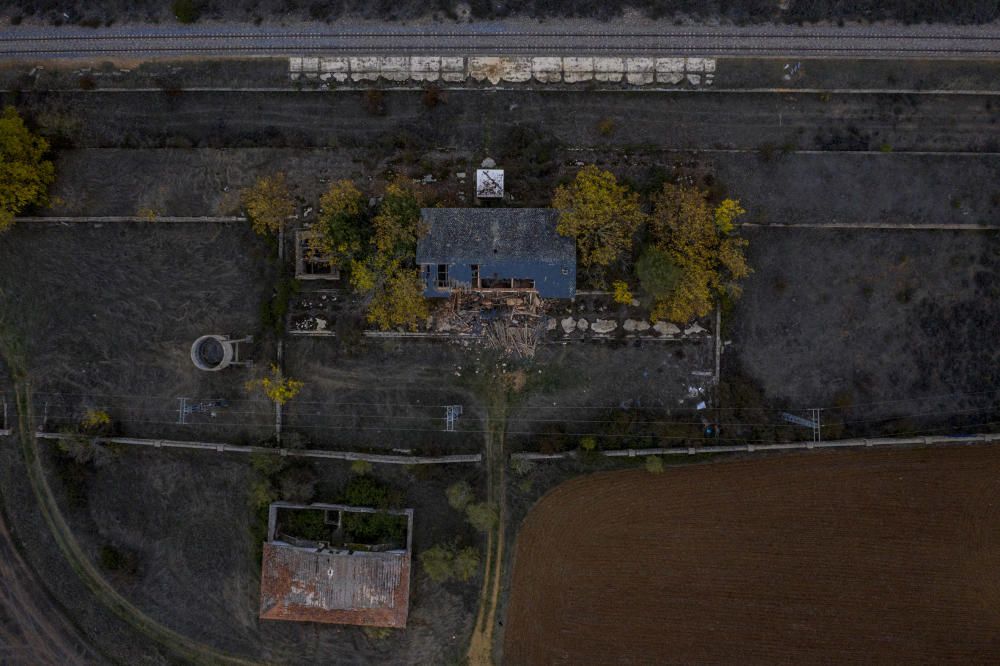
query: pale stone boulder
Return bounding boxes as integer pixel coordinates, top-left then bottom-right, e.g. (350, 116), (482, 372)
(684, 323), (707, 335)
(592, 319), (618, 334)
(349, 57), (379, 81)
(469, 57), (503, 84)
(576, 318), (590, 331)
(653, 321), (681, 336)
(561, 317), (576, 334)
(321, 57), (350, 82)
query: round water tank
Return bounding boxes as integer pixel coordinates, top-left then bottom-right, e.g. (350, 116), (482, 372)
(191, 335), (236, 371)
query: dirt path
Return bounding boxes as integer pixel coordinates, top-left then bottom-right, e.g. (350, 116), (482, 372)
(466, 378), (510, 666)
(0, 503), (98, 665)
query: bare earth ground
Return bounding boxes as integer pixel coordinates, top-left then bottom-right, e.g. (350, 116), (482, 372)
(504, 445), (1000, 665)
(10, 89), (1000, 157)
(728, 228), (1000, 430)
(0, 221), (275, 442)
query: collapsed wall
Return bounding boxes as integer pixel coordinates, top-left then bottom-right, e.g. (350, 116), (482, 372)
(289, 56), (716, 86)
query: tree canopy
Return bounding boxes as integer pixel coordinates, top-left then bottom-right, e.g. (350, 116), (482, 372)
(552, 165), (645, 271)
(310, 179), (368, 266)
(0, 106), (55, 232)
(349, 179), (428, 331)
(648, 184), (750, 322)
(242, 173), (294, 235)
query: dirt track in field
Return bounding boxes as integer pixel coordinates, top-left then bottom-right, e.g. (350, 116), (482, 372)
(503, 446), (1000, 665)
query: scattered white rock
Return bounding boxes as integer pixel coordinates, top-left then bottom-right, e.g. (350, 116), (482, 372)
(653, 321), (681, 336)
(561, 317), (576, 334)
(592, 319), (617, 334)
(547, 317), (557, 331)
(315, 317), (327, 331)
(623, 319), (639, 332)
(684, 323), (707, 335)
(576, 318), (590, 331)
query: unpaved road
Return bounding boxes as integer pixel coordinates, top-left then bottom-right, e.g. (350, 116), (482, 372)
(0, 504), (98, 665)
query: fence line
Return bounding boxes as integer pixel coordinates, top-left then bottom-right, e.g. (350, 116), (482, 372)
(510, 432), (1000, 461)
(35, 431), (481, 465)
(15, 216), (246, 223)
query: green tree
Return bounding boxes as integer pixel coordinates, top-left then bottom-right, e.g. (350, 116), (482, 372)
(420, 544), (456, 583)
(552, 165), (645, 270)
(242, 173), (294, 236)
(0, 106), (55, 233)
(648, 184), (750, 323)
(465, 502), (499, 532)
(635, 246), (682, 308)
(311, 179), (368, 267)
(452, 547), (481, 582)
(645, 455), (665, 474)
(446, 481), (474, 511)
(349, 179), (428, 331)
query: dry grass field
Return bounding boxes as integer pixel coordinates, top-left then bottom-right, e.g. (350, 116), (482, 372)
(503, 446), (1000, 665)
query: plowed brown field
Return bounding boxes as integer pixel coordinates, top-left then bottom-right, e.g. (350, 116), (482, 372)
(504, 447), (1000, 665)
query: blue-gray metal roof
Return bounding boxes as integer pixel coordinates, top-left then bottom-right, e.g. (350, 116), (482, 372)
(416, 208), (575, 264)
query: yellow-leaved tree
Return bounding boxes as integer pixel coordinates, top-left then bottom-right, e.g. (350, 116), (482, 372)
(246, 364), (304, 405)
(0, 106), (55, 232)
(310, 179), (368, 266)
(242, 173), (294, 235)
(350, 179), (428, 331)
(552, 165), (645, 270)
(648, 184), (750, 323)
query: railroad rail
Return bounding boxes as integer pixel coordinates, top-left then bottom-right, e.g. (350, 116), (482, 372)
(3, 25), (1000, 59)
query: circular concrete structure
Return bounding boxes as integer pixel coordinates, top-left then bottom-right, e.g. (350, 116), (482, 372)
(191, 335), (236, 371)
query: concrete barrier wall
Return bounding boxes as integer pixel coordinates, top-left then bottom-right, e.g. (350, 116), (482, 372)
(35, 431), (481, 465)
(289, 55), (715, 86)
(510, 433), (1000, 461)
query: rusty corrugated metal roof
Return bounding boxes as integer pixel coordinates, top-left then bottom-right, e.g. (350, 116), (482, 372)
(259, 542), (411, 628)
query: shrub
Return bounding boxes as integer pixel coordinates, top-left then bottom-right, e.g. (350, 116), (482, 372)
(452, 546), (481, 582)
(509, 457), (535, 476)
(99, 544), (138, 574)
(465, 502), (499, 532)
(421, 85), (444, 108)
(241, 173), (294, 236)
(280, 509), (330, 542)
(446, 480), (474, 511)
(579, 436), (598, 451)
(245, 365), (304, 405)
(172, 0), (201, 23)
(645, 456), (665, 474)
(364, 88), (386, 116)
(350, 459), (373, 475)
(420, 543), (480, 583)
(80, 409), (111, 434)
(420, 544), (456, 582)
(612, 281), (633, 305)
(597, 118), (615, 136)
(277, 465), (317, 503)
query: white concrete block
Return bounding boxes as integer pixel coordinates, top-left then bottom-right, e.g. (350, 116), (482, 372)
(594, 57), (624, 82)
(655, 57), (685, 73)
(469, 57), (503, 84)
(301, 57), (320, 72)
(687, 73), (701, 85)
(349, 57), (380, 81)
(685, 57), (706, 72)
(288, 57), (302, 73)
(379, 56), (410, 82)
(562, 57), (594, 83)
(440, 57), (466, 82)
(410, 56), (441, 82)
(531, 57), (563, 83)
(659, 72), (685, 85)
(501, 57), (532, 83)
(625, 57), (655, 85)
(321, 57), (350, 82)
(704, 58), (717, 73)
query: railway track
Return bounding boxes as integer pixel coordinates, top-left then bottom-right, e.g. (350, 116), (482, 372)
(2, 26), (1000, 58)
